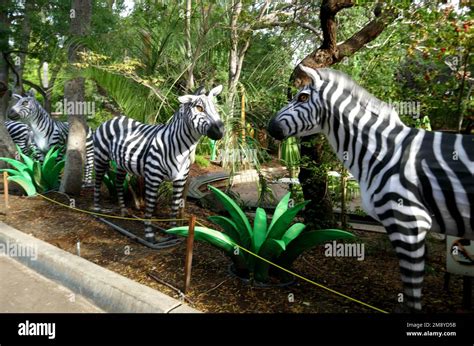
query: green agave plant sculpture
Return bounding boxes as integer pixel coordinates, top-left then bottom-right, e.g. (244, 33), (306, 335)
(0, 145), (65, 196)
(167, 185), (355, 283)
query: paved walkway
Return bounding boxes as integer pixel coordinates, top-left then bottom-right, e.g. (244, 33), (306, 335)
(0, 256), (102, 313)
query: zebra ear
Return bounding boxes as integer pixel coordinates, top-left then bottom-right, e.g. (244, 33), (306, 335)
(12, 93), (22, 101)
(193, 86), (206, 95)
(299, 64), (323, 88)
(209, 85), (223, 97)
(178, 95), (198, 104)
(25, 89), (36, 97)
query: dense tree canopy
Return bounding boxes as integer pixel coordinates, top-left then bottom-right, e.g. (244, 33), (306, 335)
(0, 0), (471, 202)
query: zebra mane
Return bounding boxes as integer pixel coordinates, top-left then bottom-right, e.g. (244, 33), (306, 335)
(316, 68), (401, 121)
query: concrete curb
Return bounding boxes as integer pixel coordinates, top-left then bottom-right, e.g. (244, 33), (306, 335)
(0, 222), (200, 313)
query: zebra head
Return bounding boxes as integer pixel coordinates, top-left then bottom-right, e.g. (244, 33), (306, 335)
(8, 93), (39, 124)
(178, 85), (224, 140)
(268, 65), (324, 140)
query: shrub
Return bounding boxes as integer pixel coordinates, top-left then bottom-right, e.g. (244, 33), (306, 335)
(195, 155), (210, 168)
(0, 145), (65, 196)
(166, 186), (355, 283)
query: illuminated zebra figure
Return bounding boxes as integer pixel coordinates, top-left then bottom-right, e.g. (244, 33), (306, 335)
(9, 94), (94, 185)
(5, 120), (32, 154)
(93, 85), (224, 243)
(268, 65), (474, 311)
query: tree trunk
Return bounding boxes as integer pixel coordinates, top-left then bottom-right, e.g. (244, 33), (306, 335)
(0, 0), (16, 166)
(227, 0), (269, 109)
(227, 0), (242, 109)
(60, 0), (91, 195)
(184, 0), (194, 91)
(292, 0), (398, 229)
(13, 0), (32, 94)
(456, 48), (471, 133)
(298, 135), (335, 229)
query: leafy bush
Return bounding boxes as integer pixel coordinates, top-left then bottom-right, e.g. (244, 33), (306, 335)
(102, 160), (130, 201)
(0, 145), (65, 196)
(194, 155), (210, 168)
(166, 186), (355, 283)
(102, 162), (173, 210)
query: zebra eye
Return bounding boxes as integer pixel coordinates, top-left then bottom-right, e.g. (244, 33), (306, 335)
(22, 101), (28, 106)
(298, 94), (309, 102)
(195, 105), (204, 113)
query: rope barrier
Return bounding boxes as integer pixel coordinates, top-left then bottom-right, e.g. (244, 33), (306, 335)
(36, 193), (186, 223)
(196, 218), (388, 314)
(35, 192), (388, 313)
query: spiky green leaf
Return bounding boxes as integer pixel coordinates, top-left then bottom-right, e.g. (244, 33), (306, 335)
(0, 168), (23, 177)
(7, 175), (36, 196)
(282, 223), (306, 246)
(18, 147), (35, 173)
(252, 207), (267, 253)
(32, 161), (47, 192)
(277, 229), (356, 267)
(254, 238), (286, 283)
(267, 200), (309, 240)
(268, 192), (291, 231)
(166, 226), (247, 269)
(208, 185), (253, 249)
(0, 158), (28, 172)
(208, 215), (241, 245)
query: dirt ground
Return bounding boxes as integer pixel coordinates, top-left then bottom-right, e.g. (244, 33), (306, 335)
(0, 163), (470, 313)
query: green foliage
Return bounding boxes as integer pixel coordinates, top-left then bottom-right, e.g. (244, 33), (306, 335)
(166, 186), (355, 283)
(102, 160), (129, 201)
(195, 137), (213, 156)
(0, 146), (65, 196)
(281, 137), (300, 178)
(194, 155), (210, 168)
(328, 174), (361, 205)
(79, 65), (166, 123)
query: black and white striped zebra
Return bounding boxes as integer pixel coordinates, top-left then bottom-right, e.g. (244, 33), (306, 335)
(93, 85), (224, 243)
(268, 65), (474, 311)
(5, 120), (33, 155)
(9, 94), (94, 185)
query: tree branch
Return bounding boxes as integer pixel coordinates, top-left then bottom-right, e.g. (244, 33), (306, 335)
(253, 18), (320, 35)
(293, 1), (398, 87)
(320, 0), (354, 51)
(336, 4), (398, 61)
(22, 79), (47, 99)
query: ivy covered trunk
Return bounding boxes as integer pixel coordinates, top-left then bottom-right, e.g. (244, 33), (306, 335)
(0, 0), (16, 167)
(292, 0), (397, 229)
(299, 134), (334, 229)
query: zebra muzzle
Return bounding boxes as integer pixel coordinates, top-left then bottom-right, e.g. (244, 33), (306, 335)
(207, 120), (224, 140)
(267, 119), (286, 140)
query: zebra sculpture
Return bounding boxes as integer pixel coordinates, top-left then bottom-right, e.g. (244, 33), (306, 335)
(9, 94), (94, 185)
(5, 120), (33, 155)
(268, 65), (473, 311)
(93, 85), (224, 244)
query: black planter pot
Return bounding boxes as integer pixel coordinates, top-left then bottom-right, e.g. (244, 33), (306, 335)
(228, 264), (295, 288)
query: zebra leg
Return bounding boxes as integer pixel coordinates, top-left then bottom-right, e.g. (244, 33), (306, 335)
(386, 223), (428, 311)
(170, 178), (187, 227)
(93, 157), (109, 212)
(83, 137), (95, 187)
(116, 170), (128, 216)
(35, 150), (45, 162)
(143, 175), (163, 243)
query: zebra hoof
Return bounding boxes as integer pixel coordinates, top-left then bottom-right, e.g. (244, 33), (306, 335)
(120, 208), (129, 217)
(92, 206), (102, 213)
(145, 233), (157, 244)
